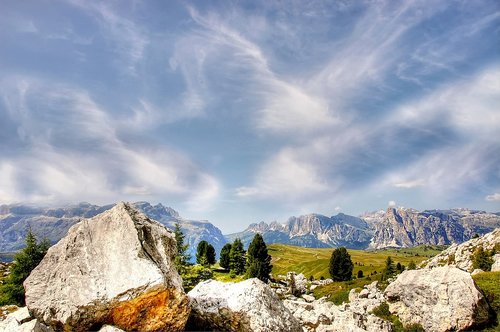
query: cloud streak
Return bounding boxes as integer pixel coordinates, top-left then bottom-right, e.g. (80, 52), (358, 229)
(0, 76), (219, 210)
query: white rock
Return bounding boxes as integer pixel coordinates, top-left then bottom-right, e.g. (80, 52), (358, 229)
(302, 294), (316, 303)
(98, 325), (125, 332)
(285, 283), (390, 332)
(385, 266), (490, 331)
(0, 307), (54, 332)
(348, 288), (358, 302)
(491, 253), (500, 272)
(471, 268), (484, 275)
(24, 202), (190, 332)
(188, 278), (301, 332)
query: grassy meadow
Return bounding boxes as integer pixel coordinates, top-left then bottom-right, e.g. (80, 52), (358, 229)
(268, 243), (442, 280)
(267, 243), (443, 304)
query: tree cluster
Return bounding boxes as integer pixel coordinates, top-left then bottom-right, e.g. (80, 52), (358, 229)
(219, 235), (272, 282)
(196, 241), (216, 267)
(0, 229), (50, 306)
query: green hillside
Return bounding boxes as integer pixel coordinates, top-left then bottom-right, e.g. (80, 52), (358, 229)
(269, 243), (442, 280)
(268, 243), (443, 304)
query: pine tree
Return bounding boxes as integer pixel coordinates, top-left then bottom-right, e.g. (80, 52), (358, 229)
(173, 223), (190, 273)
(246, 234), (272, 282)
(0, 229), (50, 305)
(382, 256), (395, 280)
(196, 241), (209, 266)
(328, 247), (353, 281)
(206, 243), (216, 266)
(229, 238), (246, 275)
(408, 260), (416, 270)
(219, 243), (232, 270)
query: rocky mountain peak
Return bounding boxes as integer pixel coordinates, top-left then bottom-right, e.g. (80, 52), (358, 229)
(131, 201), (180, 220)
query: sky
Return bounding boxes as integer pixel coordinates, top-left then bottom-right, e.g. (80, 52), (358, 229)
(1, 0), (499, 233)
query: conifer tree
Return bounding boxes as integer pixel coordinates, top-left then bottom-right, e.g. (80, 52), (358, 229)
(173, 223), (190, 273)
(196, 241), (216, 267)
(219, 243), (232, 270)
(382, 256), (396, 280)
(229, 238), (246, 275)
(0, 229), (50, 305)
(246, 234), (272, 282)
(328, 247), (353, 281)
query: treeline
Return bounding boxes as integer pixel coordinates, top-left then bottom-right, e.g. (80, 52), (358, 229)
(328, 247), (417, 282)
(173, 224), (272, 290)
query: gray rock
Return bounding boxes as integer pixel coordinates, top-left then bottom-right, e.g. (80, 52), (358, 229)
(187, 278), (301, 332)
(490, 253), (500, 272)
(285, 281), (390, 332)
(24, 202), (190, 332)
(424, 228), (500, 271)
(0, 307), (54, 332)
(367, 208), (500, 249)
(385, 266), (489, 331)
(302, 294), (316, 303)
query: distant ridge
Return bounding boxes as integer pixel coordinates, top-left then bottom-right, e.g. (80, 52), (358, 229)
(226, 207), (500, 249)
(0, 201), (226, 261)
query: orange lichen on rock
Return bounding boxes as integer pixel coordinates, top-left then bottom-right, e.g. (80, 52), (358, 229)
(109, 287), (190, 332)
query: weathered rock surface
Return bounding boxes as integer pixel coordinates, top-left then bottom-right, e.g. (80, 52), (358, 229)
(187, 278), (301, 332)
(384, 266), (489, 331)
(491, 253), (500, 272)
(284, 281), (391, 332)
(366, 208), (500, 249)
(0, 307), (54, 332)
(424, 228), (500, 271)
(23, 202), (190, 332)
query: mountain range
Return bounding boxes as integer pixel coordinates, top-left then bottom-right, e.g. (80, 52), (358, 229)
(0, 202), (226, 262)
(1, 202), (499, 257)
(227, 207), (500, 249)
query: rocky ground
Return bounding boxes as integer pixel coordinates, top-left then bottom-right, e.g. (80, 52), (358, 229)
(0, 204), (498, 331)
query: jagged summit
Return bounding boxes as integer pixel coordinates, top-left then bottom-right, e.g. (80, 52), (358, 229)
(226, 212), (372, 249)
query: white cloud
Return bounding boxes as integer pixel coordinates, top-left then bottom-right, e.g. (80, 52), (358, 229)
(486, 193), (500, 202)
(388, 200), (397, 207)
(0, 76), (219, 210)
(235, 186), (260, 197)
(393, 179), (426, 189)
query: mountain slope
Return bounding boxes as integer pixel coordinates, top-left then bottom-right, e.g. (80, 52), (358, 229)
(226, 213), (373, 249)
(0, 202), (226, 261)
(365, 208), (500, 249)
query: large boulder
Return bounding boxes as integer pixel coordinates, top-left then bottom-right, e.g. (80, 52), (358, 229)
(384, 266), (490, 331)
(187, 278), (301, 331)
(24, 202), (190, 332)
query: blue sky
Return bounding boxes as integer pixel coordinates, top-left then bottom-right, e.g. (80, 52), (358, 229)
(1, 0), (499, 233)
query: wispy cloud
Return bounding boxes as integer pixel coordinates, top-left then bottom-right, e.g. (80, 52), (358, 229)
(66, 0), (149, 74)
(0, 76), (219, 210)
(486, 193), (500, 202)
